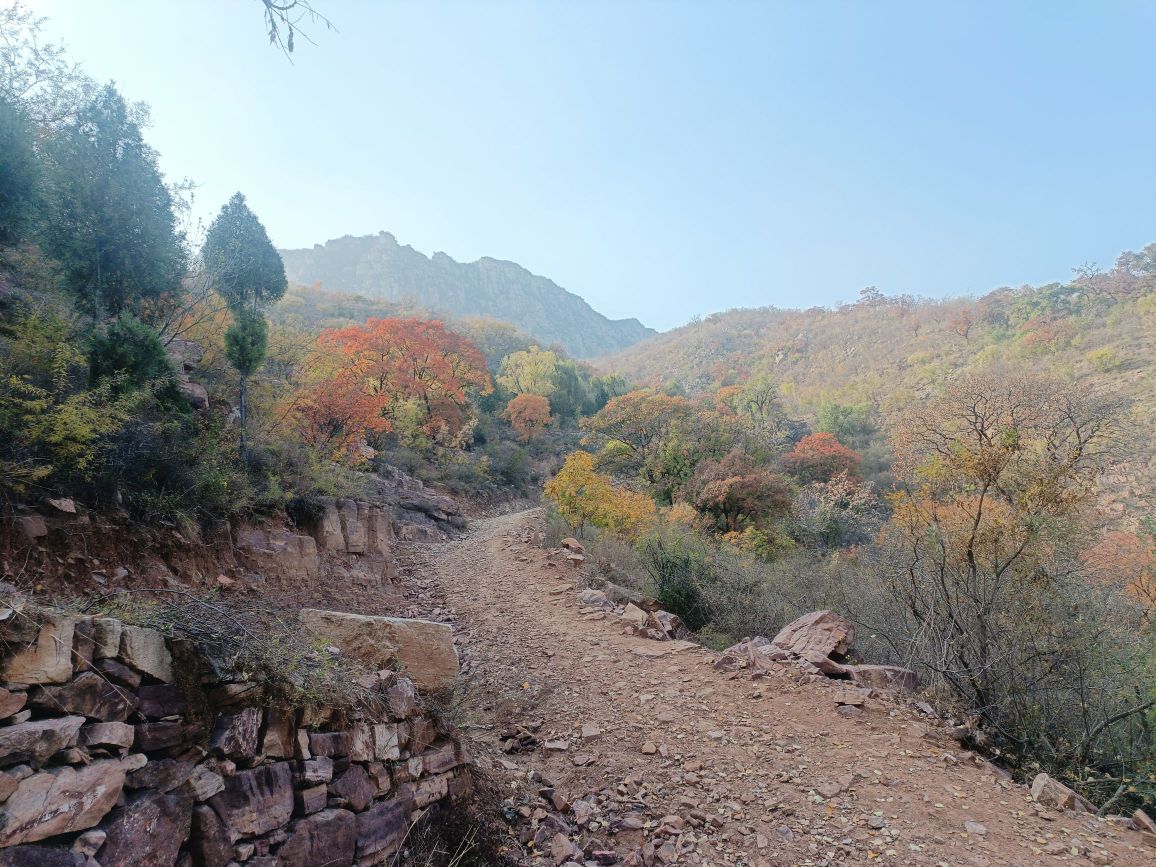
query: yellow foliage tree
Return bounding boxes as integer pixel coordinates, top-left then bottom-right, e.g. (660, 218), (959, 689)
(545, 451), (655, 539)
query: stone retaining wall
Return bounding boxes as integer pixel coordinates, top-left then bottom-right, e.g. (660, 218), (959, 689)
(0, 607), (471, 866)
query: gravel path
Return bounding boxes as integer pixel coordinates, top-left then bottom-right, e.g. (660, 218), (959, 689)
(395, 509), (1153, 867)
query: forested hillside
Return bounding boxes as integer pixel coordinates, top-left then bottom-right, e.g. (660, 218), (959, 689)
(280, 232), (654, 358)
(601, 256), (1156, 519)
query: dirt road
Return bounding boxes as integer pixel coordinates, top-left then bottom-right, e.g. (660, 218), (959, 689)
(395, 510), (1153, 867)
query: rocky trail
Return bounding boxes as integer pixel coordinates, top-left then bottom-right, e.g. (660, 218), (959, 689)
(389, 509), (1155, 867)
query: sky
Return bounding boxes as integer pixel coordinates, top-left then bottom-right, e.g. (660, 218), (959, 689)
(20, 0), (1156, 330)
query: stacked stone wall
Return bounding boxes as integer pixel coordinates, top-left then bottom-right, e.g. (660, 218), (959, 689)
(0, 607), (470, 866)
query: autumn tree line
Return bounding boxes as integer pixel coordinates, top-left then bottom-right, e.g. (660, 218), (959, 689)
(0, 8), (618, 524)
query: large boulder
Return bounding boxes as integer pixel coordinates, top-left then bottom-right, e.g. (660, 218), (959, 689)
(0, 758), (127, 845)
(299, 609), (458, 691)
(771, 610), (855, 660)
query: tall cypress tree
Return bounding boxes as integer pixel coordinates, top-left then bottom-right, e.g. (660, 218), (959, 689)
(41, 83), (186, 315)
(202, 193), (287, 458)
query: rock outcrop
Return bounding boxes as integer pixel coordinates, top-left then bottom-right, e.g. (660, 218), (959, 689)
(0, 607), (471, 864)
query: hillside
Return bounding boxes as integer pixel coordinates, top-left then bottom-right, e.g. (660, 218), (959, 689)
(599, 252), (1156, 518)
(279, 232), (654, 358)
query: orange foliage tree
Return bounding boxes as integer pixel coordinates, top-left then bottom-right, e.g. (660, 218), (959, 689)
(781, 432), (861, 483)
(504, 393), (551, 442)
(289, 372), (392, 461)
(318, 318), (491, 439)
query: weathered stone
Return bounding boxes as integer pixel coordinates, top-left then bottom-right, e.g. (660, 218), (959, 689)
(209, 707), (262, 760)
(184, 765), (225, 801)
(80, 721), (135, 751)
(847, 663), (919, 692)
(134, 721), (186, 752)
(276, 808), (356, 867)
(92, 618), (124, 659)
(621, 604), (649, 628)
(0, 715), (85, 767)
(0, 687), (27, 719)
(189, 804), (232, 867)
(136, 684), (185, 718)
(261, 708), (296, 759)
(179, 381), (209, 411)
(366, 762), (391, 796)
(410, 771), (451, 807)
(348, 722), (375, 762)
(299, 608), (459, 691)
(126, 758), (194, 793)
(367, 724), (400, 761)
(118, 626), (173, 682)
(72, 618), (96, 671)
(337, 499), (367, 553)
(208, 761), (294, 839)
(0, 758), (127, 845)
(0, 608), (39, 645)
(386, 677), (418, 720)
(578, 588), (614, 611)
(308, 731), (351, 758)
(355, 793), (414, 860)
(13, 514), (47, 542)
(96, 789), (192, 867)
(561, 537), (585, 553)
(649, 610), (686, 639)
(1030, 772), (1095, 813)
(309, 500), (345, 551)
(294, 783), (329, 815)
(93, 658), (141, 689)
(30, 671), (139, 721)
(330, 764), (375, 812)
(294, 756), (334, 786)
(0, 845), (83, 866)
(1132, 808), (1156, 835)
(422, 741), (459, 775)
(2, 615), (76, 685)
(366, 506), (393, 558)
(771, 610), (855, 659)
(73, 828), (106, 857)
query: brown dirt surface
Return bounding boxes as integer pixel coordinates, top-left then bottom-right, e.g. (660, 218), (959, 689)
(390, 509), (1156, 867)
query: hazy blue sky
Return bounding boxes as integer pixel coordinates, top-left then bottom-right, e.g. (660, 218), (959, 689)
(26, 0), (1156, 330)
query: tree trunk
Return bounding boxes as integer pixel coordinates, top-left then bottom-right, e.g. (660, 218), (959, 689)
(239, 374), (248, 461)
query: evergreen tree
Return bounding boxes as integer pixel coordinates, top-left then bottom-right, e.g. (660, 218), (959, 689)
(202, 193), (286, 457)
(41, 83), (186, 315)
(201, 192), (287, 312)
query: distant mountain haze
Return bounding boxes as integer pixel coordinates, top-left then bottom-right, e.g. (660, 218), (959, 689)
(279, 233), (654, 358)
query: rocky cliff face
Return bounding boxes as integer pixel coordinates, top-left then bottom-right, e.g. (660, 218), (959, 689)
(279, 232), (654, 358)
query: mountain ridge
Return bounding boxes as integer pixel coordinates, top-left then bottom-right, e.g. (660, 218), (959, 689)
(279, 231), (654, 358)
